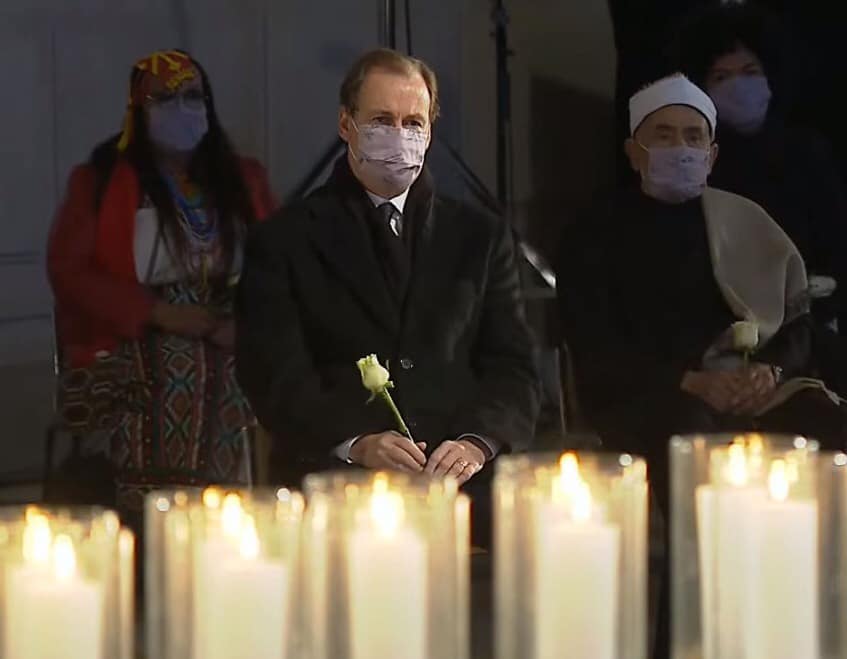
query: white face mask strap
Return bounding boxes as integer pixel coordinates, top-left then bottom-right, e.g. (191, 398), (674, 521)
(348, 116), (364, 162)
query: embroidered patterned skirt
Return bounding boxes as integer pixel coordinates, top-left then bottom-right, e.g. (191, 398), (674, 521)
(110, 281), (253, 515)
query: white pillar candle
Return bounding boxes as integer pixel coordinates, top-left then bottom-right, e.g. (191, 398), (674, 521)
(534, 455), (620, 659)
(164, 506), (192, 659)
(5, 530), (104, 659)
(347, 479), (427, 659)
(696, 485), (764, 659)
(697, 448), (820, 659)
(745, 460), (819, 659)
(696, 443), (766, 659)
(193, 503), (290, 659)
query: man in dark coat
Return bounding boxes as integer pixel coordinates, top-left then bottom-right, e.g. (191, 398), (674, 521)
(235, 49), (540, 541)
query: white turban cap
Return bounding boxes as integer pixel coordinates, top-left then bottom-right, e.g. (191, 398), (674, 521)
(629, 74), (717, 136)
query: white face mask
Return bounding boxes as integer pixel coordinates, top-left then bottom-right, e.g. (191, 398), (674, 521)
(709, 74), (772, 135)
(639, 143), (712, 204)
(147, 101), (208, 152)
(350, 120), (429, 192)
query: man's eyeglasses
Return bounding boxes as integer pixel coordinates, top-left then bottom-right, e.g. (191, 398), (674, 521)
(144, 89), (207, 110)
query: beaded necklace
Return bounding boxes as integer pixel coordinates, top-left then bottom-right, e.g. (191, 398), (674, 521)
(163, 172), (218, 298)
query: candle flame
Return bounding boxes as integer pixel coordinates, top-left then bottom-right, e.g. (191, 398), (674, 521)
(202, 487), (222, 509)
(554, 452), (594, 522)
(558, 452), (580, 483)
(768, 460), (790, 502)
(22, 512), (51, 566)
(370, 487), (404, 536)
(373, 472), (389, 495)
(52, 534), (76, 581)
(119, 528), (134, 557)
(102, 511), (120, 535)
(221, 493), (243, 539)
(747, 434), (764, 453)
(571, 481), (593, 523)
(239, 515), (261, 560)
(726, 442), (749, 486)
(25, 505), (44, 524)
(747, 434), (764, 470)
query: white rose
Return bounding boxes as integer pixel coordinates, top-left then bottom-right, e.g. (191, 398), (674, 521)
(731, 321), (759, 353)
(357, 354), (391, 394)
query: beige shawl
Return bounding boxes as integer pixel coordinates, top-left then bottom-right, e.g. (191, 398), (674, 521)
(700, 188), (838, 414)
(702, 187), (808, 346)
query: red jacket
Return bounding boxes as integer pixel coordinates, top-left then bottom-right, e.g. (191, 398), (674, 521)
(48, 157), (276, 367)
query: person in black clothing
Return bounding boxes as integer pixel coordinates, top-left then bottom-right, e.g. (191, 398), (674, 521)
(559, 72), (847, 514)
(670, 2), (847, 328)
(235, 49), (540, 545)
(558, 73), (847, 659)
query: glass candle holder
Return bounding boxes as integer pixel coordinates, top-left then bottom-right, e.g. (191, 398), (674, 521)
(494, 451), (648, 659)
(670, 433), (847, 659)
(144, 488), (202, 659)
(819, 451), (847, 659)
(145, 487), (303, 659)
(301, 471), (470, 659)
(0, 505), (132, 659)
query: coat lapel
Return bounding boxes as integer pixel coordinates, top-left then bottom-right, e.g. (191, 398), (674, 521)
(401, 195), (466, 333)
(308, 186), (401, 332)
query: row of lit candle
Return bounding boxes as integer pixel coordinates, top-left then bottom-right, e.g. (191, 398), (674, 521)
(2, 435), (845, 659)
(0, 506), (133, 659)
(674, 434), (847, 659)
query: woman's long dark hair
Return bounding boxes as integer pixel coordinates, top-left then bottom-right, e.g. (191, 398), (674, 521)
(89, 53), (255, 286)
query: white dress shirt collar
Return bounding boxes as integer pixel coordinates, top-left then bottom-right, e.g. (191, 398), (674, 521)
(366, 188), (409, 214)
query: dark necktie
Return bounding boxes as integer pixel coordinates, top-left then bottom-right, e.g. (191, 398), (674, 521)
(370, 202), (410, 301)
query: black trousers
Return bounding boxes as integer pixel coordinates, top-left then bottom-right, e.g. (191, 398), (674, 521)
(596, 388), (847, 659)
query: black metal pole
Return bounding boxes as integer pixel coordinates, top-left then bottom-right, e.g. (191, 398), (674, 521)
(492, 0), (511, 208)
(404, 0), (414, 55)
(381, 0), (397, 49)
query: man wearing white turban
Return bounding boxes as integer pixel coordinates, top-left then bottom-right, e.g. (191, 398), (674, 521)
(558, 71), (847, 659)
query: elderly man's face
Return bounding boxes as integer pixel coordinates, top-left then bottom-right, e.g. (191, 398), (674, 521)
(339, 67), (432, 197)
(624, 104), (718, 175)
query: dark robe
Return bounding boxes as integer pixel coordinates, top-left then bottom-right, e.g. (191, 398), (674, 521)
(709, 118), (847, 328)
(558, 186), (847, 659)
(557, 187), (846, 510)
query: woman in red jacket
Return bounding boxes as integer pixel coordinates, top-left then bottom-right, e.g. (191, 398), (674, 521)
(48, 49), (276, 516)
